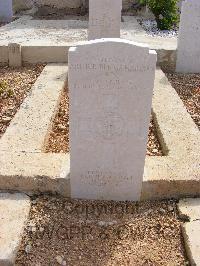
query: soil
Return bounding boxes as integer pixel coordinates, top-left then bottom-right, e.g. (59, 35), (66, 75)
(164, 72), (200, 129)
(0, 65), (44, 138)
(16, 196), (189, 266)
(45, 90), (163, 156)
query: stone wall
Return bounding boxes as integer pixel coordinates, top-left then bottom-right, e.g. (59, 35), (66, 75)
(13, 0), (138, 13)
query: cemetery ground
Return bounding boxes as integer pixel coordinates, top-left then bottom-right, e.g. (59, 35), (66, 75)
(16, 196), (188, 266)
(0, 6), (200, 266)
(0, 63), (199, 265)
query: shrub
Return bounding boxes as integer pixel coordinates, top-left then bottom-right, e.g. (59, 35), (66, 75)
(139, 0), (179, 30)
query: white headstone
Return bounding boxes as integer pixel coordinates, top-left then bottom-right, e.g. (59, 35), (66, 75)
(0, 0), (13, 23)
(176, 0), (200, 73)
(69, 39), (157, 201)
(88, 0), (122, 40)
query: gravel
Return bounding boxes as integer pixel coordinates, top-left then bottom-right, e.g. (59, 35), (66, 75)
(164, 72), (200, 129)
(16, 196), (189, 266)
(138, 19), (178, 38)
(0, 65), (44, 138)
(45, 89), (163, 156)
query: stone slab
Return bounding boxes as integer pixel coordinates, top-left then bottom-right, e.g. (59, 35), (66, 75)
(176, 0), (200, 73)
(182, 221), (200, 266)
(0, 152), (70, 196)
(0, 63), (68, 153)
(178, 198), (200, 221)
(0, 193), (30, 266)
(88, 0), (122, 40)
(69, 38), (157, 201)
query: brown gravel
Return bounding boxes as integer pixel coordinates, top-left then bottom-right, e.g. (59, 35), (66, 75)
(45, 89), (163, 156)
(0, 65), (44, 138)
(165, 72), (200, 129)
(16, 196), (189, 266)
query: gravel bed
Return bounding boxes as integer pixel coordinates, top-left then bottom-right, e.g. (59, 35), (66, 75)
(0, 65), (44, 138)
(45, 89), (163, 156)
(138, 19), (178, 38)
(165, 72), (200, 129)
(16, 196), (189, 266)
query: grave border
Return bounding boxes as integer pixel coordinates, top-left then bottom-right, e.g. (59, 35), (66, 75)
(0, 65), (199, 200)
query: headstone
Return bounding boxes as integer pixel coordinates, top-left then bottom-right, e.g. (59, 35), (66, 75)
(69, 39), (157, 201)
(8, 43), (22, 67)
(88, 0), (122, 40)
(0, 0), (13, 23)
(176, 0), (200, 73)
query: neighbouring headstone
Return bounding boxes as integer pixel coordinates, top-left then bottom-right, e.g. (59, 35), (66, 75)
(0, 0), (13, 22)
(176, 0), (200, 73)
(69, 39), (157, 201)
(88, 0), (122, 40)
(8, 43), (22, 67)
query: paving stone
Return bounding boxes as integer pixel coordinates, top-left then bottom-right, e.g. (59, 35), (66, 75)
(178, 198), (200, 221)
(182, 221), (200, 266)
(0, 193), (31, 266)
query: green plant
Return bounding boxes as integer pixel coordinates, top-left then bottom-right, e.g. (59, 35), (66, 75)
(139, 0), (179, 30)
(0, 80), (13, 97)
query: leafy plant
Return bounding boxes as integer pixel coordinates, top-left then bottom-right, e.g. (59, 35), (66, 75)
(0, 80), (13, 97)
(139, 0), (179, 30)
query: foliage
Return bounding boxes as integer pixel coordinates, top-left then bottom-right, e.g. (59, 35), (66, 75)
(0, 80), (13, 97)
(139, 0), (179, 30)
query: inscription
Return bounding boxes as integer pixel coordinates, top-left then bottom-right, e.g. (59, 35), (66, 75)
(82, 170), (133, 187)
(70, 63), (154, 72)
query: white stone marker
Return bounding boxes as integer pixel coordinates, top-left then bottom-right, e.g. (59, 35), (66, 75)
(69, 39), (157, 201)
(0, 0), (13, 22)
(88, 0), (122, 40)
(176, 0), (200, 73)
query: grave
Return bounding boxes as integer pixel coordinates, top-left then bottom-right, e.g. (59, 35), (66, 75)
(176, 0), (200, 73)
(68, 39), (157, 201)
(0, 0), (13, 23)
(88, 0), (122, 40)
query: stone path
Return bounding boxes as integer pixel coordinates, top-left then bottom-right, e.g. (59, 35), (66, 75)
(0, 193), (30, 265)
(178, 198), (200, 266)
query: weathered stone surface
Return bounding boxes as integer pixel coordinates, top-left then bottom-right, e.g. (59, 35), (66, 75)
(0, 0), (13, 22)
(0, 16), (177, 66)
(35, 0), (82, 9)
(13, 0), (34, 13)
(89, 0), (122, 40)
(8, 43), (22, 67)
(176, 0), (200, 73)
(0, 193), (30, 265)
(69, 39), (156, 201)
(182, 221), (200, 266)
(178, 198), (200, 221)
(0, 64), (67, 153)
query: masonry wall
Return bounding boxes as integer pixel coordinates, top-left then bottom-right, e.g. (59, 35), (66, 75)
(13, 0), (183, 14)
(13, 0), (138, 13)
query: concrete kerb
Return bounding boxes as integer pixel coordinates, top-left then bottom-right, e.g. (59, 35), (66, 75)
(178, 199), (200, 266)
(0, 64), (199, 199)
(0, 16), (177, 66)
(0, 193), (31, 266)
